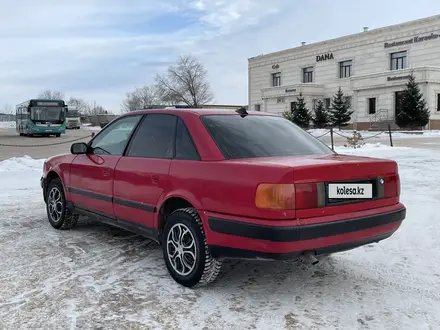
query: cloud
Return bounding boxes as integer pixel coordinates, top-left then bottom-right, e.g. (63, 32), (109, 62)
(0, 0), (438, 112)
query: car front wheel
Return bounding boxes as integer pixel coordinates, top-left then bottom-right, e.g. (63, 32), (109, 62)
(46, 178), (78, 230)
(162, 207), (222, 288)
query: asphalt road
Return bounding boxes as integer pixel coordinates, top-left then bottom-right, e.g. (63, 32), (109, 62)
(0, 127), (94, 161)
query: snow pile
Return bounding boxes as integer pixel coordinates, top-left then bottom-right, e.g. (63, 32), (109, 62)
(0, 156), (45, 203)
(0, 155), (45, 172)
(0, 121), (15, 129)
(308, 128), (440, 139)
(0, 146), (439, 329)
(334, 142), (413, 152)
(82, 125), (102, 131)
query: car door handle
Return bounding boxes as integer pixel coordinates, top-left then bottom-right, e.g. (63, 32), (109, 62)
(151, 174), (159, 184)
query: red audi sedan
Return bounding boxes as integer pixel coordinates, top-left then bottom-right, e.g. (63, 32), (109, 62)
(40, 108), (406, 287)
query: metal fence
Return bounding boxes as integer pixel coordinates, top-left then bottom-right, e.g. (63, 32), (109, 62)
(306, 125), (394, 149)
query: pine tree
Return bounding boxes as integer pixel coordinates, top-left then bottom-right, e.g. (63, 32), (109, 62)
(292, 93), (311, 128)
(312, 99), (329, 128)
(396, 73), (430, 128)
(329, 86), (353, 130)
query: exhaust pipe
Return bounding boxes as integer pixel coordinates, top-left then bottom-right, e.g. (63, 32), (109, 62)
(300, 251), (319, 265)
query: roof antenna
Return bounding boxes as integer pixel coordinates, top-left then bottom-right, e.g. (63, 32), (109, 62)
(235, 106), (248, 118)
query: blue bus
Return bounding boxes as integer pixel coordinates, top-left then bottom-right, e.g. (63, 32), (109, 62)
(16, 99), (67, 137)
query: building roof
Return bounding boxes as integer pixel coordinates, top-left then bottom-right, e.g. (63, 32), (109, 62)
(248, 14), (440, 62)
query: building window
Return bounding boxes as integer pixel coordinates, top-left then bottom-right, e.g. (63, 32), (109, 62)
(303, 67), (313, 83)
(272, 72), (281, 86)
(290, 102), (297, 111)
(340, 60), (352, 78)
(437, 94), (440, 111)
(344, 96), (352, 108)
(254, 104), (261, 111)
(390, 51), (407, 70)
(324, 98), (331, 109)
(368, 97), (376, 114)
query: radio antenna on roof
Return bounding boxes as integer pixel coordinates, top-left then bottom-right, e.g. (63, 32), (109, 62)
(235, 107), (248, 118)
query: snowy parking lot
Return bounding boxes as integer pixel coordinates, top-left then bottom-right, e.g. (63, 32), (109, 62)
(0, 134), (439, 328)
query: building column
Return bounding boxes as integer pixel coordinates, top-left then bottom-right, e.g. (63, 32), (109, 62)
(353, 90), (359, 130)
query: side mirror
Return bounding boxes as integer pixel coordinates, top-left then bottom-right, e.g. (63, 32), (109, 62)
(71, 142), (88, 154)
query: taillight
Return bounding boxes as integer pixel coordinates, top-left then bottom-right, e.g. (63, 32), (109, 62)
(255, 183), (319, 210)
(384, 174), (400, 198)
(295, 183), (319, 209)
(255, 183), (295, 210)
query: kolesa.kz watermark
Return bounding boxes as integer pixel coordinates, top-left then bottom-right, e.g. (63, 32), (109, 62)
(336, 186), (365, 195)
(328, 183), (373, 199)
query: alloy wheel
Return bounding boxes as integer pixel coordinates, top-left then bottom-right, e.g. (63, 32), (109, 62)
(166, 223), (197, 276)
(47, 187), (64, 223)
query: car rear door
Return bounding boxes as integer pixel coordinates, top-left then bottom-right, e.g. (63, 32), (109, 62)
(68, 115), (142, 217)
(113, 113), (177, 231)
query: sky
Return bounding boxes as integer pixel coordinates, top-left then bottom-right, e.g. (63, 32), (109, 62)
(0, 0), (439, 113)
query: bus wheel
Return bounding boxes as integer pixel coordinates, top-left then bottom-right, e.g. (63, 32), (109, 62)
(56, 133), (61, 137)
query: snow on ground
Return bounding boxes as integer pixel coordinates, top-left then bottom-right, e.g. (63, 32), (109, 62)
(0, 145), (439, 329)
(0, 121), (16, 129)
(81, 124), (102, 131)
(0, 121), (102, 131)
(307, 128), (440, 139)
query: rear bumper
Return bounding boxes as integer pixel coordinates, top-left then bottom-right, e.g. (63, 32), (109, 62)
(206, 204), (406, 260)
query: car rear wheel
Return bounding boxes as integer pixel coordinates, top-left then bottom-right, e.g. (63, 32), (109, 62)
(46, 178), (78, 230)
(162, 207), (222, 288)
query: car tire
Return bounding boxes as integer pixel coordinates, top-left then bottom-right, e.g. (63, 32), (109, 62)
(45, 178), (78, 230)
(162, 207), (222, 288)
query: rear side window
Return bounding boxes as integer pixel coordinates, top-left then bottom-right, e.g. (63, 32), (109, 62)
(126, 114), (177, 159)
(175, 118), (200, 160)
(200, 114), (334, 159)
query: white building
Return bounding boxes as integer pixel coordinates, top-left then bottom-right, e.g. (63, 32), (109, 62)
(248, 15), (440, 130)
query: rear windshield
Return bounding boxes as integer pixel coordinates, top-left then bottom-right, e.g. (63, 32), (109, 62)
(200, 114), (334, 159)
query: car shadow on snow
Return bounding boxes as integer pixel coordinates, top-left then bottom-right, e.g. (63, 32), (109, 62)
(72, 215), (377, 294)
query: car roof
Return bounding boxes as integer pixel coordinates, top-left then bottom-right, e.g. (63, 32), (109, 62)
(123, 108), (279, 117)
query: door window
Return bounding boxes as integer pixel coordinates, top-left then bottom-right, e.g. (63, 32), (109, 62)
(89, 115), (142, 155)
(175, 117), (200, 160)
(126, 114), (177, 159)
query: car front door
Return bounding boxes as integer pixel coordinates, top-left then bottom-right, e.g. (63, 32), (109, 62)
(68, 115), (142, 217)
(113, 114), (177, 231)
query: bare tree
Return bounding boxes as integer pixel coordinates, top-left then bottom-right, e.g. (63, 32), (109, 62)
(94, 105), (108, 115)
(38, 90), (65, 100)
(84, 101), (108, 115)
(154, 55), (214, 107)
(67, 97), (89, 113)
(0, 103), (13, 114)
(121, 85), (158, 112)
